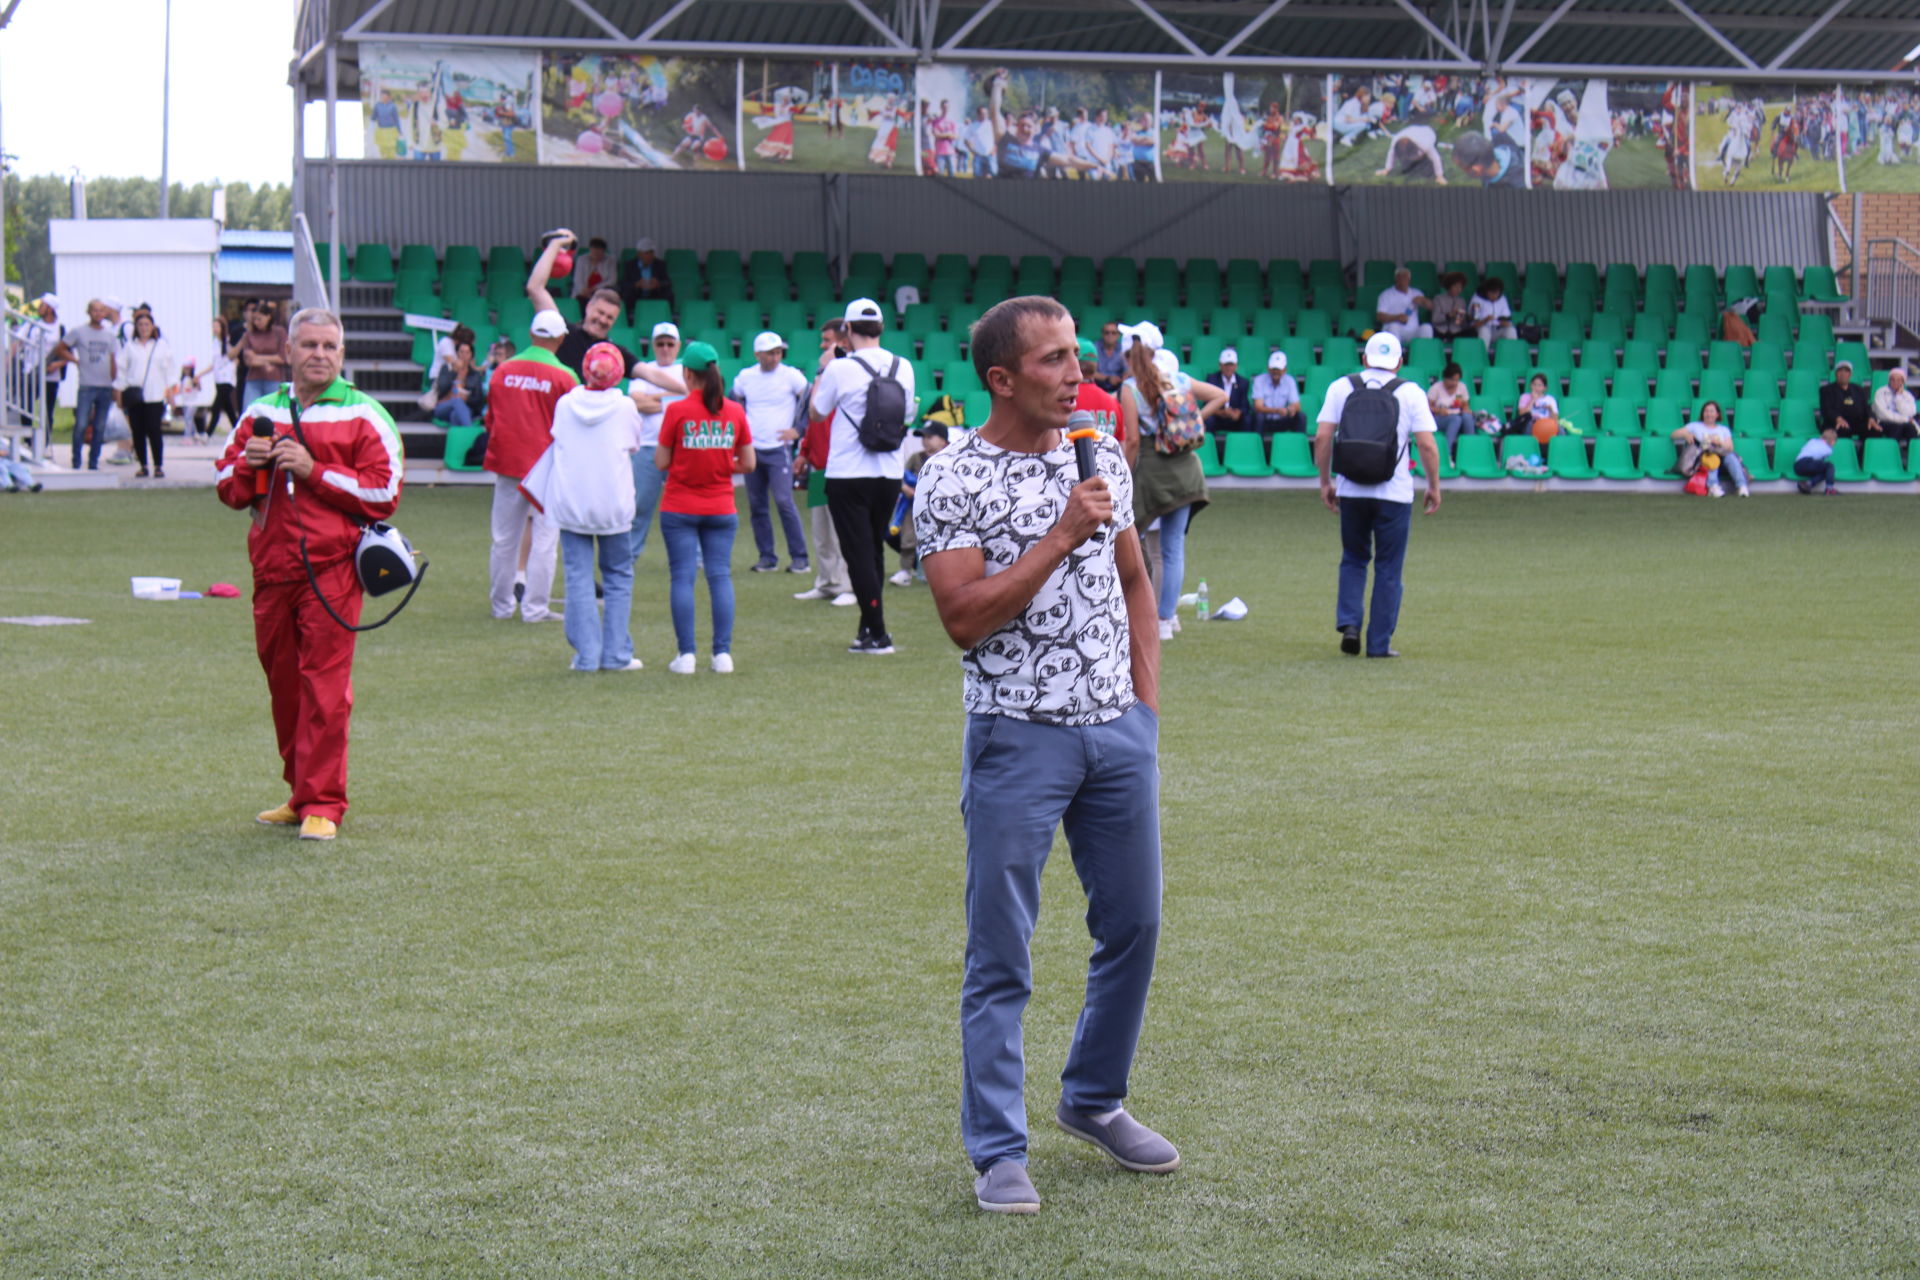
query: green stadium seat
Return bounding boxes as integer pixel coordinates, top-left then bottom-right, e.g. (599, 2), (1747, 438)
(1336, 308), (1373, 339)
(962, 390), (991, 428)
(707, 276), (749, 306)
(1756, 312), (1794, 348)
(1834, 340), (1871, 372)
(1862, 438), (1914, 481)
(1654, 368), (1695, 403)
(1221, 433), (1273, 477)
(1547, 436), (1597, 479)
(1568, 368), (1610, 403)
(1776, 396), (1816, 437)
(1320, 336), (1358, 370)
(397, 243), (438, 279)
(1450, 340), (1488, 374)
(1267, 258), (1304, 297)
(677, 300), (718, 332)
(1586, 312), (1625, 351)
(693, 327), (735, 358)
(1644, 398), (1684, 438)
(1740, 375), (1780, 407)
(605, 325), (639, 354)
(1293, 311), (1332, 344)
(1492, 338), (1531, 370)
(1454, 435), (1506, 479)
(1673, 313), (1713, 351)
(1829, 437), (1868, 482)
(1210, 307), (1248, 339)
(1618, 339), (1658, 378)
(715, 299), (760, 332)
(1165, 306), (1201, 339)
(448, 297), (492, 332)
(1592, 435), (1640, 479)
(405, 328), (435, 370)
(921, 332), (960, 369)
(1803, 266), (1847, 304)
(1270, 433), (1318, 478)
(314, 241), (341, 281)
(1729, 399), (1772, 437)
(1407, 337), (1446, 371)
(1698, 370), (1739, 407)
(1643, 263), (1678, 299)
(1280, 338), (1316, 373)
(1197, 434), (1226, 478)
(1557, 396), (1594, 436)
(1798, 312), (1834, 351)
(352, 243), (395, 282)
(703, 248), (744, 282)
(496, 298), (535, 336)
(1734, 437), (1781, 481)
(1499, 435), (1543, 469)
(1723, 265), (1759, 300)
(940, 361), (981, 397)
(1187, 336), (1225, 372)
(879, 330), (915, 360)
(1638, 434), (1680, 478)
(1783, 369), (1821, 403)
(1225, 279), (1260, 312)
(1442, 259), (1478, 289)
(1547, 312), (1584, 345)
(1484, 260), (1520, 298)
(552, 297), (583, 326)
(1599, 400), (1642, 436)
(1412, 442), (1459, 481)
(442, 425), (486, 472)
(1706, 340), (1745, 375)
(1537, 338), (1575, 371)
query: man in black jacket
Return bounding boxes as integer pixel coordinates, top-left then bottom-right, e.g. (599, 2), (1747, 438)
(1818, 360), (1871, 439)
(618, 236), (674, 321)
(1204, 348), (1251, 436)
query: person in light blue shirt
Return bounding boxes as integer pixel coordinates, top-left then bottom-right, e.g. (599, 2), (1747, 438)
(1250, 350), (1302, 442)
(1793, 427), (1839, 495)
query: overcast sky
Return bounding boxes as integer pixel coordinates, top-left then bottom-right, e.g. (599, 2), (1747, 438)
(2, 0), (361, 189)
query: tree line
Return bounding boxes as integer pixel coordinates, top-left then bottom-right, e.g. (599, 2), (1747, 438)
(4, 175), (293, 299)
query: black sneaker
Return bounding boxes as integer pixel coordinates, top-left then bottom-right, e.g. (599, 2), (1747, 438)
(1338, 625), (1361, 656)
(750, 558), (779, 573)
(849, 631), (895, 655)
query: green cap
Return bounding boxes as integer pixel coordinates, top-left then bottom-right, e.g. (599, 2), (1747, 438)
(679, 340), (720, 372)
(1077, 336), (1097, 360)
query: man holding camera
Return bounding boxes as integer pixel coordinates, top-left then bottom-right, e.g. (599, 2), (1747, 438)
(214, 309), (405, 842)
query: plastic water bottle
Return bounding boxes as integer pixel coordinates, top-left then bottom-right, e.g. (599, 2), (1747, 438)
(1196, 579), (1210, 623)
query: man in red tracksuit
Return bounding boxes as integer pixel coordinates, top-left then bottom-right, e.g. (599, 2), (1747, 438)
(215, 309), (404, 841)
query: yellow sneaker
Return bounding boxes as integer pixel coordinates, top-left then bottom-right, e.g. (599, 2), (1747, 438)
(298, 815), (338, 841)
(255, 803), (298, 826)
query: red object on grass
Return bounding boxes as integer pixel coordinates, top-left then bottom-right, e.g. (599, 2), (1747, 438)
(704, 137), (728, 162)
(207, 583), (241, 598)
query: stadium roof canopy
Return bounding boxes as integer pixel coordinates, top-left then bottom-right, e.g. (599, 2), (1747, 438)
(296, 0), (1920, 91)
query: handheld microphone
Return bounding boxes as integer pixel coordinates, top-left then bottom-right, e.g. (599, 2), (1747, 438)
(252, 418), (275, 497)
(1066, 411), (1101, 482)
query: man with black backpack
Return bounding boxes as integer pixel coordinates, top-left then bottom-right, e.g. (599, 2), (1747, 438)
(1313, 332), (1441, 659)
(809, 298), (918, 654)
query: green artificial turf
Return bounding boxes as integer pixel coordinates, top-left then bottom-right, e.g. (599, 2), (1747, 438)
(3, 487), (1917, 1278)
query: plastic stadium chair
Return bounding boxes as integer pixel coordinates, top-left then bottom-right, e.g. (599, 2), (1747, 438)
(1735, 437), (1781, 482)
(1698, 369), (1739, 407)
(677, 300), (719, 333)
(1557, 396), (1595, 437)
(1221, 433), (1274, 477)
(1638, 434), (1680, 479)
(941, 361), (981, 398)
(1547, 435), (1597, 480)
(1197, 435), (1226, 478)
(1862, 438), (1913, 482)
(1829, 437), (1868, 482)
(442, 425), (486, 472)
(1620, 338), (1660, 376)
(1267, 258), (1304, 296)
(1724, 265), (1760, 301)
(921, 332), (960, 369)
(1548, 312), (1585, 345)
(1453, 435), (1506, 479)
(1280, 338), (1317, 373)
(1537, 338), (1575, 372)
(1798, 312), (1834, 352)
(1320, 336), (1358, 371)
(1740, 374), (1781, 407)
(1834, 340), (1871, 372)
(1673, 313), (1713, 351)
(1593, 436), (1641, 480)
(962, 390), (991, 427)
(1187, 336), (1224, 373)
(695, 328), (735, 358)
(1803, 267), (1847, 304)
(1653, 368), (1696, 404)
(397, 244), (438, 280)
(1499, 435), (1544, 467)
(1569, 368), (1610, 403)
(553, 297), (583, 325)
(1413, 441), (1460, 480)
(1756, 312), (1795, 348)
(1294, 311), (1333, 345)
(1644, 398), (1685, 438)
(1728, 399), (1773, 437)
(1492, 338), (1531, 371)
(1408, 337), (1446, 371)
(1600, 400), (1642, 437)
(315, 242), (341, 281)
(1776, 397), (1816, 437)
(1587, 313), (1626, 351)
(1270, 433), (1319, 478)
(352, 243), (395, 283)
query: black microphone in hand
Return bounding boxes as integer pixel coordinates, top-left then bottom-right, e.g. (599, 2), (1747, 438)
(1066, 410), (1100, 482)
(252, 418), (275, 497)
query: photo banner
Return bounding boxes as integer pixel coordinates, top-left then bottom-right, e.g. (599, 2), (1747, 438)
(739, 58), (917, 174)
(361, 44), (539, 164)
(1158, 72), (1326, 184)
(1834, 84), (1920, 193)
(540, 53), (739, 169)
(1327, 75), (1530, 187)
(1527, 80), (1692, 190)
(915, 64), (1158, 181)
(1694, 83), (1845, 192)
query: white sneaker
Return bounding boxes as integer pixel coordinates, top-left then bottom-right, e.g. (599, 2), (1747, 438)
(889, 569), (912, 586)
(1738, 487), (1750, 497)
(793, 586), (829, 600)
(830, 592), (857, 607)
(710, 653), (734, 674)
(1172, 614), (1182, 633)
(1708, 486), (1724, 498)
(1158, 618), (1175, 640)
(668, 653), (696, 675)
(609, 658), (643, 672)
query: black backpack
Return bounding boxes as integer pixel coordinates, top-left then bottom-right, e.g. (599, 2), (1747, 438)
(849, 353), (909, 453)
(1331, 373), (1407, 485)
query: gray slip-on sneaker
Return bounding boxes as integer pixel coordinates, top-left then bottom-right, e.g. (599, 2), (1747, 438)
(1055, 1103), (1181, 1173)
(974, 1159), (1041, 1214)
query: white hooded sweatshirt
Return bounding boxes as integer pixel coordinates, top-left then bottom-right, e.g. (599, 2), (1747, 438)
(519, 385), (644, 536)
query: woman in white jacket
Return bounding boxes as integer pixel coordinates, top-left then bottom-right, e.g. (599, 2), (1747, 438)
(115, 312), (177, 478)
(521, 342), (646, 672)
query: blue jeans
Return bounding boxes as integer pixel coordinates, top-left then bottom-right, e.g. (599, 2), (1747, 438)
(243, 380), (280, 413)
(660, 511), (737, 655)
(72, 385), (114, 468)
(432, 398), (474, 426)
(630, 453), (667, 560)
(560, 529), (634, 670)
(746, 447), (808, 564)
(1155, 503), (1193, 621)
(1794, 456), (1835, 487)
(1435, 412), (1472, 453)
(959, 702), (1162, 1172)
(1337, 497), (1413, 655)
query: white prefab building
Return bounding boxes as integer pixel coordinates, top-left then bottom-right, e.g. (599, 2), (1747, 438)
(49, 219), (222, 406)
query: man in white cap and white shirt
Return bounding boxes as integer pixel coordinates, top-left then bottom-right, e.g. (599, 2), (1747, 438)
(481, 309), (578, 622)
(731, 331), (812, 574)
(1250, 349), (1301, 443)
(628, 320), (687, 560)
(810, 298), (916, 654)
(1314, 331), (1441, 659)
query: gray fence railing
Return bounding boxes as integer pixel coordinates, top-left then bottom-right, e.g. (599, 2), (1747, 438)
(1860, 238), (1920, 347)
(292, 211), (331, 313)
(4, 304), (54, 468)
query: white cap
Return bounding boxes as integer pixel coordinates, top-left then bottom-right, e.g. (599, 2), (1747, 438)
(844, 297), (883, 324)
(752, 330), (786, 354)
(1268, 350), (1288, 370)
(34, 293), (57, 311)
(101, 295), (125, 314)
(1364, 331), (1402, 370)
(1152, 348), (1179, 378)
(652, 321), (680, 340)
(529, 309), (568, 338)
(1219, 347), (1239, 365)
(1119, 320), (1164, 352)
(636, 236), (656, 252)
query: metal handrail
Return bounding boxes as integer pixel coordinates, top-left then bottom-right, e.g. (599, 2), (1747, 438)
(1860, 239), (1920, 348)
(4, 303), (54, 467)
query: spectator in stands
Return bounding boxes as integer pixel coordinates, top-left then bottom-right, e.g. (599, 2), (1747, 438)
(1793, 428), (1840, 495)
(1428, 362), (1474, 453)
(1469, 277), (1515, 351)
(430, 338), (488, 426)
(655, 341), (754, 675)
(115, 311), (177, 479)
(1374, 268), (1432, 344)
(572, 237), (614, 301)
(733, 332), (811, 574)
(55, 300), (119, 470)
(1205, 348), (1250, 435)
(239, 301), (290, 409)
(1429, 272), (1472, 339)
(1093, 321), (1127, 393)
(1818, 360), (1871, 438)
(528, 234), (637, 379)
(1075, 338), (1124, 439)
(484, 310), (576, 624)
(1516, 373), (1559, 452)
(1250, 350), (1301, 442)
(1673, 401), (1749, 497)
(619, 236), (674, 319)
(794, 320), (856, 607)
(1120, 335), (1225, 641)
(1871, 367), (1916, 457)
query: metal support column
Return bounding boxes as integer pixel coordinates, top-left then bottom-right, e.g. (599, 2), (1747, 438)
(326, 41), (341, 313)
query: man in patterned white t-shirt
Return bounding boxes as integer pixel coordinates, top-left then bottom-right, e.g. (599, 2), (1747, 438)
(914, 296), (1172, 1216)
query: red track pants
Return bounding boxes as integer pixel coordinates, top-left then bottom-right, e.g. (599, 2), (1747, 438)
(253, 558), (363, 822)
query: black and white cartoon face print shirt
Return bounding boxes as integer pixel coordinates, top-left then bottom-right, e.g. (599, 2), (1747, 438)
(913, 430), (1135, 726)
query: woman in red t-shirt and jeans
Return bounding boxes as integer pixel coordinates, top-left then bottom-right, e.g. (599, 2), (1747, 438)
(655, 341), (756, 674)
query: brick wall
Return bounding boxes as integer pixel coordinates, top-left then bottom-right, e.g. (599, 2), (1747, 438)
(1828, 194), (1920, 278)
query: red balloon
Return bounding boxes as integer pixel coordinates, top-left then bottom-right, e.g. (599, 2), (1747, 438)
(704, 136), (728, 162)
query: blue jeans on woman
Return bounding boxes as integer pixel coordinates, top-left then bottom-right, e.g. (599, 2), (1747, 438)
(1155, 503), (1193, 621)
(432, 398), (474, 426)
(1435, 412), (1473, 454)
(660, 511), (737, 656)
(559, 529), (634, 670)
